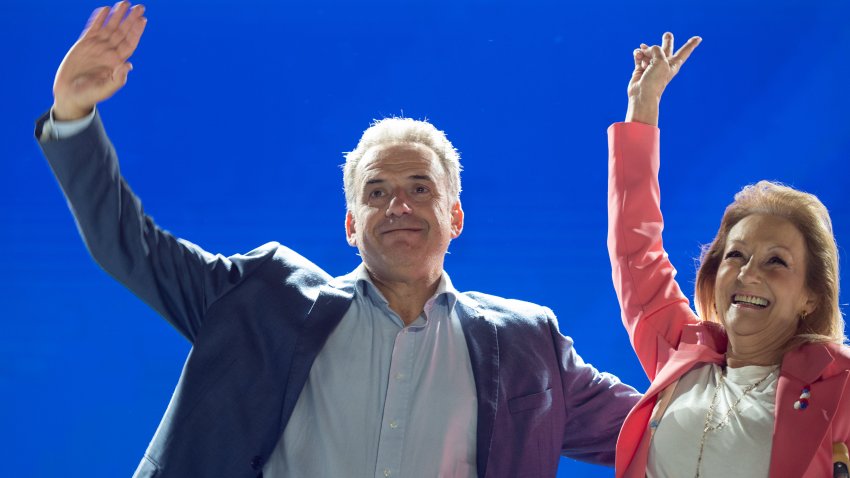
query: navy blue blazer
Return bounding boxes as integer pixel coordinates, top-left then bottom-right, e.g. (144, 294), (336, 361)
(37, 112), (640, 478)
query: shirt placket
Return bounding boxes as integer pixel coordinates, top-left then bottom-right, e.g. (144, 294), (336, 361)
(374, 324), (419, 478)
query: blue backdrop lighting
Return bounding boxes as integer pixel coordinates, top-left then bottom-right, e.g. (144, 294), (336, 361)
(2, 0), (849, 476)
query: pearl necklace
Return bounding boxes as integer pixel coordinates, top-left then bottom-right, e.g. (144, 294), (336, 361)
(694, 366), (778, 478)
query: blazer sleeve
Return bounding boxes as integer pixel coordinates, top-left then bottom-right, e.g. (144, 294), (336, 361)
(606, 122), (701, 381)
(549, 312), (642, 465)
(36, 111), (274, 342)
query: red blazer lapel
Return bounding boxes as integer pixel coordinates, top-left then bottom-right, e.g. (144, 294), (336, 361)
(617, 331), (725, 477)
(644, 324), (727, 398)
(770, 344), (849, 477)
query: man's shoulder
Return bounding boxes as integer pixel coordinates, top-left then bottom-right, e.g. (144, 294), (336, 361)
(459, 291), (553, 324)
(230, 241), (336, 289)
(237, 241), (318, 267)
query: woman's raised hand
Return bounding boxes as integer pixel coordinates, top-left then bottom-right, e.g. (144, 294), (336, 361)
(626, 32), (701, 126)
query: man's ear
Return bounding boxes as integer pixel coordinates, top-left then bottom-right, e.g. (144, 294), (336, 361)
(450, 201), (464, 239)
(345, 210), (357, 247)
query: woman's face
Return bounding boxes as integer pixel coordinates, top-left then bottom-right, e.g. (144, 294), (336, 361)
(714, 214), (816, 350)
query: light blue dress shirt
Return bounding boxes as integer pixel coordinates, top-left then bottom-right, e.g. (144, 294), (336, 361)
(264, 264), (478, 477)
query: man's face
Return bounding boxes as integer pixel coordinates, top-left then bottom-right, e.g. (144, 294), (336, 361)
(345, 143), (463, 283)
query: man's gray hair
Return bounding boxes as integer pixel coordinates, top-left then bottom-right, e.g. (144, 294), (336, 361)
(343, 117), (462, 210)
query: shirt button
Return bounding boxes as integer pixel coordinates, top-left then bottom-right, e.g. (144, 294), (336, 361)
(395, 372), (405, 380)
(389, 420), (398, 429)
(384, 468), (391, 477)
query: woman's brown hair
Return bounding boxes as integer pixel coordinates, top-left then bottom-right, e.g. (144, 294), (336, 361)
(695, 181), (845, 350)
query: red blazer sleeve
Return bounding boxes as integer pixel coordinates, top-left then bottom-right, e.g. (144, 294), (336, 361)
(606, 122), (701, 381)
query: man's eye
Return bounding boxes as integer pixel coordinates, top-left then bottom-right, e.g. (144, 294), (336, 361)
(369, 190), (385, 198)
(414, 186), (429, 194)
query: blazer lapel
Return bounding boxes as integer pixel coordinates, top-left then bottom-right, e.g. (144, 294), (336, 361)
(770, 344), (849, 478)
(644, 342), (725, 398)
(617, 328), (725, 476)
(279, 281), (355, 431)
(456, 299), (499, 478)
(644, 324), (727, 397)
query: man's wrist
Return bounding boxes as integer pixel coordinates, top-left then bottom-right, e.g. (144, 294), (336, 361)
(47, 106), (97, 140)
(52, 101), (94, 122)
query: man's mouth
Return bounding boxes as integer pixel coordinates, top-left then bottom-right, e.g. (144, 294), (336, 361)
(732, 294), (770, 309)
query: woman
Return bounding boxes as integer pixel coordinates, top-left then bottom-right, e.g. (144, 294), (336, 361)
(608, 33), (850, 477)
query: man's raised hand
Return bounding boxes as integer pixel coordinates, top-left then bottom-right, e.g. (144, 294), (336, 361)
(53, 2), (147, 120)
(625, 32), (700, 126)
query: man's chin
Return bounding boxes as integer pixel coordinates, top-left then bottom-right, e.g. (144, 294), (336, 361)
(380, 229), (425, 241)
(376, 234), (429, 251)
(365, 251), (443, 274)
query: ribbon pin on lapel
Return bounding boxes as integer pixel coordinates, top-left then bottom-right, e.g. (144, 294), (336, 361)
(793, 386), (812, 410)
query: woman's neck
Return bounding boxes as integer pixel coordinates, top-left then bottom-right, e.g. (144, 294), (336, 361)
(725, 348), (783, 368)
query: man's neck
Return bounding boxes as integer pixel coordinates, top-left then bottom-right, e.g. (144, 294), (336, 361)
(367, 269), (443, 326)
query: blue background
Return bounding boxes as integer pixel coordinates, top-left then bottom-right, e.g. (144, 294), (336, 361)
(2, 0), (849, 476)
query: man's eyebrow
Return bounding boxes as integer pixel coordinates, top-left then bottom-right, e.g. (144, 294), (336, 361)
(365, 175), (433, 185)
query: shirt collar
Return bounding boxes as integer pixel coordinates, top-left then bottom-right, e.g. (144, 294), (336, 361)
(353, 263), (459, 313)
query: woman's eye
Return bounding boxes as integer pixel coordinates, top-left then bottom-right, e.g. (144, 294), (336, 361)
(724, 250), (743, 260)
(768, 256), (788, 266)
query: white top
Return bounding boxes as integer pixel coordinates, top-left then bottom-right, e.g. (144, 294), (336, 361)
(647, 363), (779, 478)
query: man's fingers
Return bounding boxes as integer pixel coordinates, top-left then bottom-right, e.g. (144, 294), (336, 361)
(124, 16), (147, 55)
(87, 7), (110, 30)
(114, 62), (133, 83)
(81, 7), (110, 38)
(103, 1), (131, 32)
(129, 4), (146, 18)
(116, 18), (146, 60)
(662, 32), (673, 58)
(113, 5), (146, 55)
(670, 36), (702, 69)
(116, 5), (145, 38)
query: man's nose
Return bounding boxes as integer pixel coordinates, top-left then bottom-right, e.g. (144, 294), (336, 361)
(386, 192), (413, 217)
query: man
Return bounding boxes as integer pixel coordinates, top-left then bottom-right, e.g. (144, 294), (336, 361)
(37, 3), (640, 477)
